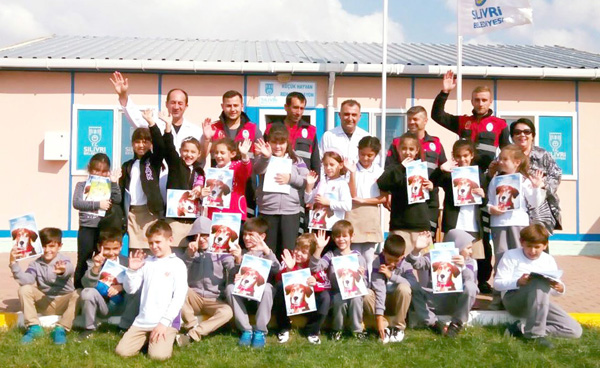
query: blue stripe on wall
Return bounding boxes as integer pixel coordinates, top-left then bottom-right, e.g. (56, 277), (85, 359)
(158, 74), (163, 109)
(575, 81), (580, 235)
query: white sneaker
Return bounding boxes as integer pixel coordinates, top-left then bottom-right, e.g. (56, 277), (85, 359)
(307, 335), (321, 345)
(277, 330), (290, 344)
(381, 328), (390, 344)
(389, 328), (405, 343)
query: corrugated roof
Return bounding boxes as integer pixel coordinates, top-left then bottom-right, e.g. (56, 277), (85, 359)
(1, 35), (599, 77)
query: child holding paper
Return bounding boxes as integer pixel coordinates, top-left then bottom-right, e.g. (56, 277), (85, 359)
(254, 124), (308, 255)
(495, 224), (582, 348)
(310, 220), (367, 341)
(225, 217), (280, 348)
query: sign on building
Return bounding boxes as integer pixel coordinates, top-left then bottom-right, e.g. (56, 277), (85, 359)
(258, 81), (316, 108)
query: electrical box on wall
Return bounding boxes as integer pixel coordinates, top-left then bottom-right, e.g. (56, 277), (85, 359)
(44, 131), (69, 160)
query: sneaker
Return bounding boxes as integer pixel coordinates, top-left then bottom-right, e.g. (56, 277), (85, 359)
(331, 331), (342, 341)
(175, 333), (192, 347)
(428, 320), (446, 335)
(307, 335), (321, 345)
(389, 328), (405, 343)
(445, 322), (463, 338)
(504, 321), (524, 339)
(51, 326), (67, 345)
(251, 331), (266, 349)
(238, 330), (253, 347)
(76, 329), (95, 342)
(354, 331), (367, 341)
(21, 325), (44, 344)
(526, 336), (554, 349)
(478, 282), (493, 294)
(277, 330), (290, 344)
(381, 328), (390, 344)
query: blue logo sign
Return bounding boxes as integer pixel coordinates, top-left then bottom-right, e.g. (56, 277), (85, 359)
(265, 83), (274, 95)
(475, 0), (487, 6)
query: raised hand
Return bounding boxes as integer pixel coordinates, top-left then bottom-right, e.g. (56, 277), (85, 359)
(229, 242), (242, 264)
(281, 249), (296, 270)
(530, 169), (545, 189)
(128, 249), (146, 271)
(187, 240), (199, 258)
(487, 160), (500, 177)
(306, 171), (318, 186)
(440, 160), (456, 173)
(254, 138), (272, 158)
(343, 158), (356, 173)
(110, 168), (122, 183)
(414, 231), (432, 254)
(238, 138), (252, 159)
(110, 71), (129, 98)
(92, 247), (106, 271)
(202, 118), (217, 140)
(158, 110), (172, 130)
(442, 70), (457, 93)
(53, 260), (67, 275)
(315, 230), (330, 252)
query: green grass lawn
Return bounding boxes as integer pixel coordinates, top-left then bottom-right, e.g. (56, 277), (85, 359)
(0, 325), (599, 368)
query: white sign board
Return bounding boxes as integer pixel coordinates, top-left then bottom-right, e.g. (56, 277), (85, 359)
(258, 81), (316, 108)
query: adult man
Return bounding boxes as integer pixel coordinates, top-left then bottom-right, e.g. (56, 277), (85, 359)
(110, 71), (202, 151)
(265, 92), (320, 174)
(431, 70), (510, 293)
(319, 99), (371, 164)
(385, 106), (447, 237)
(431, 70), (510, 171)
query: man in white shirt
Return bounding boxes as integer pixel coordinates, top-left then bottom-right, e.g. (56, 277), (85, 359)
(319, 100), (372, 165)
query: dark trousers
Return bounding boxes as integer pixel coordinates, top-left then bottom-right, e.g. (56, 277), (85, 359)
(477, 210), (493, 286)
(75, 226), (99, 289)
(263, 213), (301, 257)
(274, 281), (331, 336)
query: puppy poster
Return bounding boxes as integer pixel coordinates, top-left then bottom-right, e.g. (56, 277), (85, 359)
(281, 268), (317, 316)
(490, 173), (522, 212)
(9, 214), (43, 261)
(451, 166), (483, 206)
(331, 254), (368, 300)
(233, 255), (273, 302)
(263, 156), (293, 194)
(405, 160), (430, 204)
(99, 259), (127, 287)
(203, 168), (234, 209)
(430, 248), (463, 294)
(82, 175), (111, 217)
(166, 189), (201, 218)
(207, 213), (242, 253)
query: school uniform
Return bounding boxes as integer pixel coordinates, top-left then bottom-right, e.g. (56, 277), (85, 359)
(494, 248), (582, 339)
(225, 249), (281, 334)
(207, 160), (252, 220)
(364, 254), (416, 331)
(181, 251), (235, 341)
(115, 254), (188, 360)
(80, 255), (139, 331)
(304, 176), (352, 230)
(310, 249), (366, 333)
(11, 253), (79, 331)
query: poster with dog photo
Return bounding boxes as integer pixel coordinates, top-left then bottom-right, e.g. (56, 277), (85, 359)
(281, 268), (317, 316)
(490, 173), (522, 212)
(331, 254), (368, 300)
(405, 160), (430, 204)
(430, 248), (464, 294)
(207, 213), (242, 254)
(166, 189), (201, 218)
(82, 175), (112, 217)
(451, 166), (483, 206)
(263, 156), (293, 194)
(99, 259), (127, 287)
(232, 255), (273, 302)
(9, 214), (43, 261)
(203, 168), (234, 209)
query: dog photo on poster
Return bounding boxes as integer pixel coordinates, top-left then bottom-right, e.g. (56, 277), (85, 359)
(82, 175), (112, 217)
(430, 247), (463, 294)
(99, 259), (127, 288)
(207, 213), (242, 254)
(203, 168), (234, 209)
(281, 268), (317, 316)
(490, 173), (522, 212)
(331, 254), (368, 300)
(451, 166), (483, 206)
(166, 189), (202, 218)
(9, 214), (43, 261)
(233, 255), (273, 302)
(405, 160), (430, 205)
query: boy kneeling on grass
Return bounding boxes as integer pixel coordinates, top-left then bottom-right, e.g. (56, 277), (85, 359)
(494, 224), (582, 348)
(115, 220), (187, 361)
(78, 228), (139, 340)
(10, 227), (79, 345)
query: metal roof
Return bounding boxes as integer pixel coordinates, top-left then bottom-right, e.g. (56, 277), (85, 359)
(1, 35), (599, 78)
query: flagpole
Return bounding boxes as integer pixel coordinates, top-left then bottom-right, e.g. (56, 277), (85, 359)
(381, 0), (388, 149)
(456, 0), (463, 115)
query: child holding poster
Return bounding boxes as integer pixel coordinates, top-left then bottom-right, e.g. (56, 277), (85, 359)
(73, 153), (121, 288)
(9, 214), (43, 260)
(254, 125), (308, 255)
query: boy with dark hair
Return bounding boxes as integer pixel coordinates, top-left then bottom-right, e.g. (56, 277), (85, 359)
(495, 224), (582, 348)
(115, 220), (188, 360)
(310, 220), (367, 341)
(176, 217), (235, 347)
(225, 217), (280, 348)
(364, 234), (415, 344)
(78, 228), (138, 340)
(9, 228), (79, 344)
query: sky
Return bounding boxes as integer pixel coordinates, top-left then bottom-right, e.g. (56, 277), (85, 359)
(0, 0), (598, 54)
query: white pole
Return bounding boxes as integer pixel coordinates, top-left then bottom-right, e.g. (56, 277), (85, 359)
(456, 0), (463, 115)
(381, 0), (388, 150)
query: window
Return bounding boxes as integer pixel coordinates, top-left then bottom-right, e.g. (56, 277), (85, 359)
(375, 114), (406, 151)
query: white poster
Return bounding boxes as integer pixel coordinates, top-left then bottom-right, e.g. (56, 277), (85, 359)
(458, 0), (533, 36)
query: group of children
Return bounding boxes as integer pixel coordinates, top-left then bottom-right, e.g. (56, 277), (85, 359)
(8, 94), (582, 359)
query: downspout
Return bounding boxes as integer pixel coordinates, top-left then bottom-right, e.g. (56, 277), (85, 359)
(327, 71), (336, 130)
